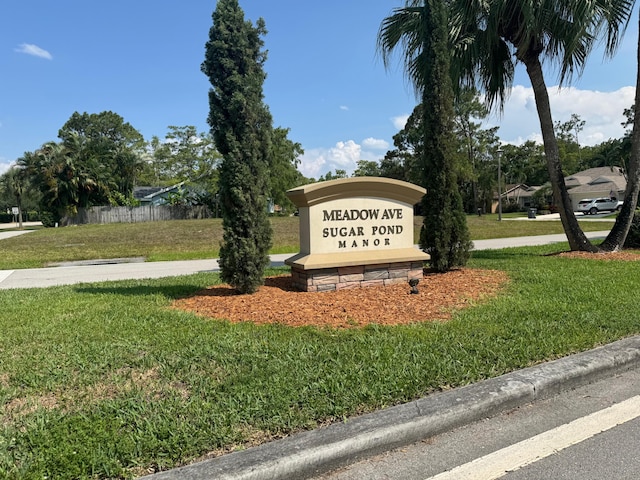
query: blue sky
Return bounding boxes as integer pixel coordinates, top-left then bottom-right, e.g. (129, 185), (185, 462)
(1, 1), (638, 179)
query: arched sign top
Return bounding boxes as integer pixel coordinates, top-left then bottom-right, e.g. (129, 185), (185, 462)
(287, 177), (426, 208)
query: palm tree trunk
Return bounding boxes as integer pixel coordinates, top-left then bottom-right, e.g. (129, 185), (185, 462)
(524, 56), (597, 252)
(17, 203), (23, 230)
(600, 11), (640, 251)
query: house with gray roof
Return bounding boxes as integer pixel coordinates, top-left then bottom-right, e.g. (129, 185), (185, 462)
(133, 182), (194, 206)
(565, 166), (627, 210)
(503, 184), (544, 209)
(493, 166), (627, 213)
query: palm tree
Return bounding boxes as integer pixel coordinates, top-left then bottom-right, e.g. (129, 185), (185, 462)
(18, 142), (79, 220)
(2, 168), (25, 229)
(448, 0), (635, 251)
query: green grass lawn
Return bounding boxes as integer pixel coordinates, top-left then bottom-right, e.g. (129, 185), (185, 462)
(0, 215), (629, 478)
(0, 214), (613, 269)
(1, 242), (639, 479)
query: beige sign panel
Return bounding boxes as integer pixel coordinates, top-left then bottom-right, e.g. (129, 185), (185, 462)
(286, 177), (429, 270)
(307, 197), (414, 254)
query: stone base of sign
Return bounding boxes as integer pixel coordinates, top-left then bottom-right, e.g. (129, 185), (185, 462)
(289, 260), (426, 292)
(286, 248), (430, 292)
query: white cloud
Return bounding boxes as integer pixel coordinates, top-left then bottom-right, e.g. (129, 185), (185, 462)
(361, 137), (389, 151)
(339, 105), (349, 111)
(299, 140), (362, 178)
(298, 138), (392, 178)
(329, 140), (361, 167)
(15, 43), (53, 60)
(299, 149), (327, 179)
(0, 162), (12, 175)
(492, 84), (635, 146)
(392, 114), (409, 130)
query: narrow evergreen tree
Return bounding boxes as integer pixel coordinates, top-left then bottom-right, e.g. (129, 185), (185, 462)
(418, 0), (471, 271)
(202, 0), (273, 293)
(379, 1), (471, 272)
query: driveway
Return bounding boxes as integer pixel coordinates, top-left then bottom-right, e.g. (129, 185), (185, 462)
(507, 212), (616, 222)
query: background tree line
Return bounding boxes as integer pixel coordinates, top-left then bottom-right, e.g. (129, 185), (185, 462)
(4, 92), (634, 228)
(0, 111), (306, 226)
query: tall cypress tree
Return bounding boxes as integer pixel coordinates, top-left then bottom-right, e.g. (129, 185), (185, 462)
(418, 0), (471, 272)
(379, 1), (471, 271)
(202, 0), (273, 293)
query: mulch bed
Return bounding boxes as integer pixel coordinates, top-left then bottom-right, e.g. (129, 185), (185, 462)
(171, 249), (640, 329)
(172, 268), (510, 328)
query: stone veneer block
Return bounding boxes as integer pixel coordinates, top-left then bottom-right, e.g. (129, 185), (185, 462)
(408, 268), (424, 280)
(337, 265), (365, 275)
(313, 274), (340, 286)
(317, 283), (336, 292)
(388, 268), (411, 279)
(364, 267), (390, 281)
(340, 273), (365, 283)
(361, 279), (385, 288)
(388, 262), (411, 270)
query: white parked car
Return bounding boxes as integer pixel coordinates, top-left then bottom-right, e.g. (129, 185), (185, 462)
(577, 197), (622, 215)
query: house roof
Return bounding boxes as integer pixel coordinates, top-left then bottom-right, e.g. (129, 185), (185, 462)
(565, 166), (625, 184)
(134, 182), (187, 201)
(503, 184), (541, 197)
(133, 186), (164, 200)
(567, 181), (622, 196)
(565, 175), (591, 188)
(564, 166), (626, 195)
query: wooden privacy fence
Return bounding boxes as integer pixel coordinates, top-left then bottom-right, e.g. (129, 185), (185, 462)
(64, 205), (212, 225)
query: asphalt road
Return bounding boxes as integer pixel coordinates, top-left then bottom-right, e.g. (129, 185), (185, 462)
(312, 363), (640, 480)
(0, 230), (610, 290)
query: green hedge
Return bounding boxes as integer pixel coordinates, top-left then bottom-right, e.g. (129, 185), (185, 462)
(0, 211), (41, 224)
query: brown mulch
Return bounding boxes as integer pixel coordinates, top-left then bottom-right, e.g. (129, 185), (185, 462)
(556, 250), (640, 261)
(171, 249), (640, 329)
(171, 268), (510, 329)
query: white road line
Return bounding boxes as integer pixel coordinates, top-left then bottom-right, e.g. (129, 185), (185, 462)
(426, 395), (640, 480)
(0, 270), (14, 283)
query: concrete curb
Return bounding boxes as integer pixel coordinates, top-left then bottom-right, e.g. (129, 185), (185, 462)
(145, 335), (640, 480)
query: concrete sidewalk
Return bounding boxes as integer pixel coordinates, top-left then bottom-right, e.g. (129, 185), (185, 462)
(0, 222), (41, 240)
(0, 231), (611, 290)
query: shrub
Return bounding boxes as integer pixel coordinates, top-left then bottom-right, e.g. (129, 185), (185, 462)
(40, 208), (61, 228)
(502, 200), (522, 213)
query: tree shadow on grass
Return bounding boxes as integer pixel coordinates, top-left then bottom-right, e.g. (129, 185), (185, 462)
(72, 272), (295, 299)
(471, 243), (571, 261)
(192, 276), (297, 297)
(73, 280), (213, 300)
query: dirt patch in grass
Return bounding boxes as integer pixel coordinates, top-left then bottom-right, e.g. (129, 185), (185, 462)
(1, 367), (192, 427)
(2, 393), (59, 426)
(172, 268), (510, 329)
